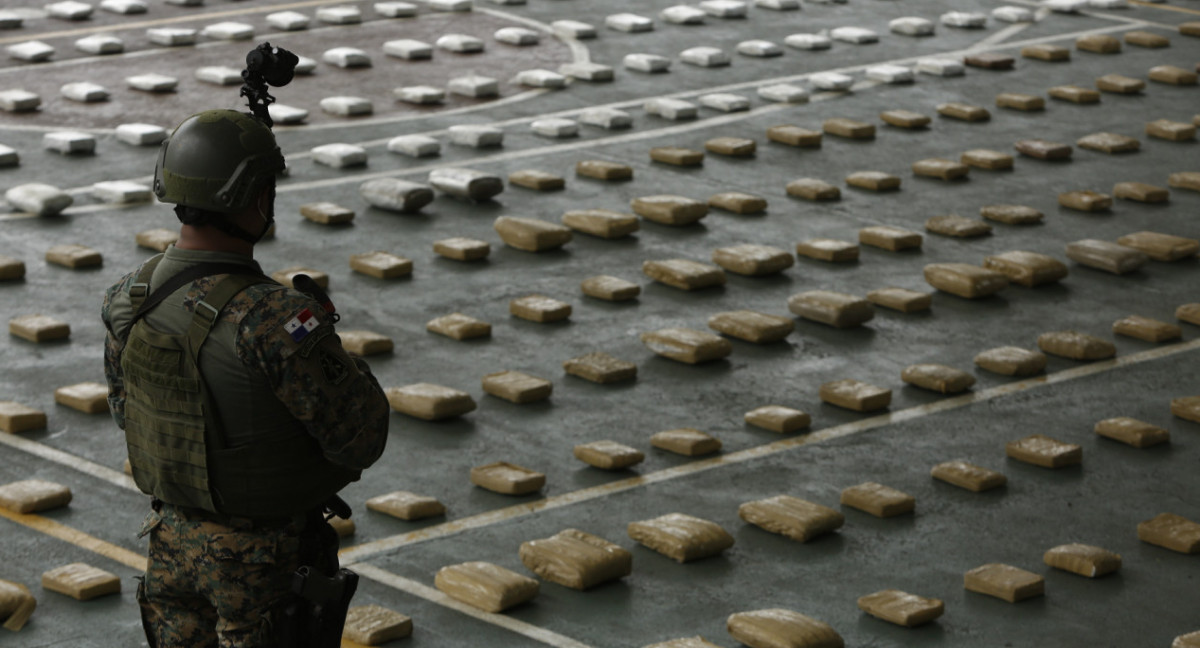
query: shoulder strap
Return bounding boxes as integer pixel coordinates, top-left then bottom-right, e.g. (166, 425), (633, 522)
(127, 255), (165, 315)
(130, 262), (267, 328)
(185, 273), (278, 355)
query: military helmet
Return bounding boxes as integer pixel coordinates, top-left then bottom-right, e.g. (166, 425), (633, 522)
(153, 109), (285, 214)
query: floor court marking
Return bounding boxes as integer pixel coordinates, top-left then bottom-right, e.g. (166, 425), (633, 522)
(1129, 1), (1200, 17)
(0, 507), (147, 572)
(337, 337), (1200, 566)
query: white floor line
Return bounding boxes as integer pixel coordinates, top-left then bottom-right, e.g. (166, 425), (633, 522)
(337, 337), (1200, 566)
(352, 563), (596, 648)
(0, 430), (137, 492)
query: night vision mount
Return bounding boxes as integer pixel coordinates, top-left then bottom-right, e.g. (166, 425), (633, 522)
(241, 42), (299, 129)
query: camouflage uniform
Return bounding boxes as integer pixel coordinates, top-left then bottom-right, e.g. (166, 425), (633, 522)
(102, 245), (389, 648)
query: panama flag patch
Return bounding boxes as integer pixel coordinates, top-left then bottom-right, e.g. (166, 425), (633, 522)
(284, 308), (319, 342)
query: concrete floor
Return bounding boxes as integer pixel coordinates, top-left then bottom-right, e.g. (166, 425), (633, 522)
(2, 0), (1199, 646)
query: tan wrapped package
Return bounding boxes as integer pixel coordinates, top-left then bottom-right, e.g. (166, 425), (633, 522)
(0, 579), (36, 631)
(823, 118), (875, 139)
(705, 137), (756, 156)
(1137, 513), (1200, 554)
(1077, 34), (1121, 53)
(712, 245), (793, 276)
(482, 371), (551, 403)
(983, 251), (1068, 287)
(435, 562), (539, 612)
(1146, 119), (1196, 142)
(650, 428), (722, 456)
(739, 495), (843, 542)
(996, 93), (1044, 111)
(426, 313), (490, 340)
(1183, 21), (1200, 36)
(632, 196), (708, 226)
(0, 401), (47, 434)
(1043, 544), (1121, 578)
(846, 172), (901, 192)
(901, 364), (976, 394)
(581, 276), (640, 301)
(1113, 315), (1181, 342)
(510, 295), (571, 323)
(913, 159), (969, 180)
(1077, 132), (1140, 154)
(974, 347), (1047, 376)
(867, 288), (931, 313)
(965, 52), (1014, 69)
(563, 352), (637, 384)
(859, 226), (921, 251)
(53, 382), (108, 414)
(650, 146), (705, 166)
(366, 491), (445, 520)
(819, 379), (891, 412)
(744, 406), (810, 433)
(340, 330), (393, 356)
(300, 202), (354, 225)
(559, 210), (638, 237)
(1095, 417), (1169, 448)
(470, 462), (546, 495)
(767, 125), (822, 147)
(1096, 74), (1144, 94)
(840, 482), (914, 518)
(576, 160), (633, 180)
(961, 149), (1013, 170)
(726, 609), (843, 648)
(981, 204), (1043, 225)
(385, 383), (476, 420)
(1065, 239), (1147, 274)
(796, 239), (858, 262)
(494, 217), (572, 252)
(643, 259), (726, 290)
(644, 637), (722, 648)
(574, 441), (644, 470)
(509, 170), (564, 191)
(10, 314), (70, 342)
(350, 251), (412, 279)
(708, 311), (794, 343)
(1059, 190), (1112, 212)
(786, 179), (841, 201)
(1022, 43), (1070, 61)
(41, 564), (119, 601)
(136, 229), (179, 252)
(519, 529), (632, 589)
(0, 256), (24, 282)
(1113, 182), (1169, 203)
(1015, 139), (1072, 160)
(1037, 330), (1116, 360)
(925, 214), (991, 237)
(1125, 30), (1169, 48)
(627, 513), (734, 562)
(857, 590), (943, 627)
(0, 479), (72, 513)
(433, 237), (489, 261)
(45, 244), (101, 269)
(931, 461), (1006, 492)
(1006, 434), (1082, 468)
(709, 192), (767, 215)
(271, 267), (327, 289)
(937, 102), (990, 122)
(1049, 85), (1101, 103)
(1169, 172), (1200, 192)
(880, 110), (930, 129)
(1178, 303), (1200, 325)
(343, 605), (413, 645)
(1149, 65), (1198, 86)
(787, 291), (874, 328)
(641, 328), (732, 364)
(924, 263), (1008, 298)
(964, 564), (1044, 602)
(1172, 396), (1200, 423)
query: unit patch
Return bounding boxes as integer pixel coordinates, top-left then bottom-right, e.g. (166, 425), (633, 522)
(320, 350), (349, 384)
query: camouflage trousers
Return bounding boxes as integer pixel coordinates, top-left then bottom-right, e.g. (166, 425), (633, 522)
(136, 503), (305, 648)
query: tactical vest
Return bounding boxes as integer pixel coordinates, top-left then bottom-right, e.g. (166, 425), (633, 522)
(121, 256), (357, 518)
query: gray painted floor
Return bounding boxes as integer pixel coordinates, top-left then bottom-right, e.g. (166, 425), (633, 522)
(2, 0), (1199, 646)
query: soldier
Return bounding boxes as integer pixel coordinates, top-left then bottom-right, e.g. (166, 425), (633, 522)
(101, 99), (389, 644)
